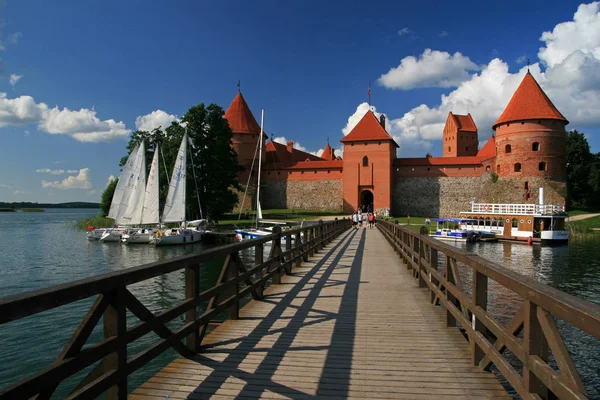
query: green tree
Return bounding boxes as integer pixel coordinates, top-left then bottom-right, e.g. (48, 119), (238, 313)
(119, 103), (241, 220)
(100, 178), (118, 217)
(566, 129), (594, 209)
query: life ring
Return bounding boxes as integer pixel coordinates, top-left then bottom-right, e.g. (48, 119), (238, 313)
(483, 205), (489, 212)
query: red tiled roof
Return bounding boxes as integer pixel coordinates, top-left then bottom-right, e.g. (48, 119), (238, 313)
(394, 156), (484, 166)
(493, 72), (568, 129)
(320, 144), (335, 160)
(340, 111), (398, 147)
(451, 113), (477, 132)
(264, 140), (323, 166)
(477, 136), (496, 159)
(224, 93), (261, 134)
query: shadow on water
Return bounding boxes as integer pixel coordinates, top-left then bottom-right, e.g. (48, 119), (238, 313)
(184, 228), (362, 398)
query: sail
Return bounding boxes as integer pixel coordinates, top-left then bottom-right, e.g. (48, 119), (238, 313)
(141, 143), (160, 224)
(162, 132), (187, 223)
(107, 143), (140, 220)
(119, 141), (147, 225)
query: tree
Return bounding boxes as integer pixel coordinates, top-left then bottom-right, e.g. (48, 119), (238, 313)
(100, 178), (118, 217)
(566, 129), (595, 209)
(119, 103), (242, 220)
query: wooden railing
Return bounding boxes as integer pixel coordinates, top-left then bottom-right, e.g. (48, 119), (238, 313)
(0, 218), (351, 399)
(377, 220), (600, 400)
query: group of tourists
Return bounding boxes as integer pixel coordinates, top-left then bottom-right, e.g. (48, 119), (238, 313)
(352, 210), (376, 229)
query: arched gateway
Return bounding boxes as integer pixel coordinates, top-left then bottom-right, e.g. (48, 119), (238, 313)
(361, 190), (374, 212)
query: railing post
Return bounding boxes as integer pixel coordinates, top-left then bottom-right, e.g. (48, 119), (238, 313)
(308, 227), (315, 257)
(271, 226), (282, 284)
(471, 270), (488, 366)
(185, 263), (200, 352)
(445, 257), (457, 327)
(419, 227), (428, 288)
(318, 220), (324, 250)
(295, 232), (302, 267)
(284, 233), (292, 274)
(524, 301), (549, 397)
(429, 246), (438, 304)
(255, 243), (264, 295)
(229, 255), (240, 320)
(103, 288), (127, 400)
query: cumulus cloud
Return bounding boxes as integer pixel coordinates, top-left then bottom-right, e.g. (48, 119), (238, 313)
(342, 103), (392, 135)
(349, 2), (600, 157)
(9, 73), (22, 86)
(273, 136), (309, 152)
(67, 169), (78, 173)
(378, 49), (480, 90)
(36, 168), (65, 175)
(0, 93), (131, 142)
(42, 168), (92, 189)
(135, 110), (179, 132)
(107, 175), (116, 185)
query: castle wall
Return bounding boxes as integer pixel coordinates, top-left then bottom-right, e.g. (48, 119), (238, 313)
(262, 179), (343, 211)
(393, 174), (566, 217)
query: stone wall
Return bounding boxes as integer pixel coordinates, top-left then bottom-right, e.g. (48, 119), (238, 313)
(393, 173), (566, 217)
(262, 179), (343, 211)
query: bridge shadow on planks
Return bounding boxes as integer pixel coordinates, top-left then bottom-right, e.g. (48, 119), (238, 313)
(173, 228), (365, 399)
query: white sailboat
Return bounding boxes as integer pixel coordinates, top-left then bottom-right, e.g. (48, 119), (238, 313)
(100, 141), (147, 242)
(121, 143), (161, 244)
(151, 131), (204, 246)
(87, 143), (141, 240)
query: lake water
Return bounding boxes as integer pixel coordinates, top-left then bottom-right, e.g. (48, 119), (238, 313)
(0, 209), (598, 397)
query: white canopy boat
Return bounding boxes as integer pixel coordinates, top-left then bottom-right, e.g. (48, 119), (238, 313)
(151, 131), (205, 246)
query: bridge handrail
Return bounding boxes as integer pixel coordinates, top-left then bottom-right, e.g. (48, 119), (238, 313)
(377, 219), (599, 400)
(0, 218), (351, 399)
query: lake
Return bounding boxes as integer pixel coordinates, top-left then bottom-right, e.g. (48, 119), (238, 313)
(0, 209), (598, 397)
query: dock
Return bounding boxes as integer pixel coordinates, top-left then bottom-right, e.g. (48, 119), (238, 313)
(0, 219), (598, 399)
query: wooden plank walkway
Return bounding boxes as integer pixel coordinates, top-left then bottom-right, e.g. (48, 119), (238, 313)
(131, 227), (510, 399)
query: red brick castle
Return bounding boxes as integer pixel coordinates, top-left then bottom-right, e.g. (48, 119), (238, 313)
(225, 72), (568, 217)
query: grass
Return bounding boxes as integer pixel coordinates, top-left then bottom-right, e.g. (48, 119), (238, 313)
(382, 216), (434, 233)
(214, 208), (346, 231)
(567, 209), (599, 217)
(73, 215), (115, 230)
(567, 215), (600, 234)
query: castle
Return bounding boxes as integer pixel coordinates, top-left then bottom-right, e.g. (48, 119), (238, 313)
(224, 71), (568, 217)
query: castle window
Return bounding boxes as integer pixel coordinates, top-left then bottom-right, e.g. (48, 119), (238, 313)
(514, 163), (522, 172)
(524, 181), (529, 190)
(512, 218), (518, 228)
(465, 146), (469, 152)
(497, 164), (500, 172)
(362, 156), (368, 167)
(427, 167), (430, 171)
(539, 161), (547, 171)
(486, 166), (491, 172)
(505, 144), (511, 153)
(532, 142), (540, 151)
(448, 146), (451, 152)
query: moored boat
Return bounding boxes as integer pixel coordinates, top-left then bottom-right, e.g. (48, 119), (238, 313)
(430, 218), (496, 242)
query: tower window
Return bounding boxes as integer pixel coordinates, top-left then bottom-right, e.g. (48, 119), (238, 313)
(514, 163), (522, 172)
(465, 146), (469, 152)
(524, 181), (529, 190)
(497, 164), (500, 172)
(505, 144), (511, 153)
(539, 161), (547, 171)
(532, 142), (540, 151)
(448, 146), (451, 152)
(362, 156), (368, 167)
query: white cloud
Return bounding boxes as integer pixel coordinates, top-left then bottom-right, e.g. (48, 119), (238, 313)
(86, 189), (97, 196)
(378, 49), (480, 90)
(107, 175), (116, 186)
(398, 27), (411, 36)
(7, 32), (22, 46)
(356, 2), (600, 157)
(67, 169), (78, 173)
(272, 136), (308, 152)
(0, 93), (131, 142)
(13, 189), (31, 195)
(439, 31), (448, 38)
(342, 103), (391, 135)
(42, 168), (92, 189)
(135, 110), (179, 132)
(36, 168), (65, 175)
(0, 184), (9, 188)
(24, 129), (30, 136)
(9, 73), (22, 87)
(516, 55), (528, 64)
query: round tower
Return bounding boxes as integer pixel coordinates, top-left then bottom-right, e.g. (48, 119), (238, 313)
(493, 71), (568, 179)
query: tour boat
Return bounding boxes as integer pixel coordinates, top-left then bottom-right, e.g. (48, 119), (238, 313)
(431, 218), (496, 242)
(151, 131), (205, 246)
(459, 188), (568, 245)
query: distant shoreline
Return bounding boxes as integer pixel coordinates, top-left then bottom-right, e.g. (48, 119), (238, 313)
(0, 202), (100, 209)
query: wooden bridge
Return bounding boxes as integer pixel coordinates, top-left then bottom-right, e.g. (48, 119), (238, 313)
(1, 219), (599, 399)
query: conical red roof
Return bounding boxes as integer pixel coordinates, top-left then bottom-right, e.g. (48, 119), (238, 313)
(477, 136), (496, 159)
(321, 144), (335, 160)
(224, 93), (261, 134)
(340, 111), (398, 147)
(493, 72), (568, 130)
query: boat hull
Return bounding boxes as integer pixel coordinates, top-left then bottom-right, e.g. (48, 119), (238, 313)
(152, 229), (203, 246)
(122, 232), (153, 244)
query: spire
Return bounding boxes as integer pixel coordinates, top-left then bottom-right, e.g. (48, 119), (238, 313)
(321, 143), (335, 160)
(492, 72), (568, 130)
(340, 110), (398, 147)
(224, 92), (261, 135)
(237, 80), (241, 93)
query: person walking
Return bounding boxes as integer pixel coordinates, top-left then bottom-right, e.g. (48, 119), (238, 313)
(358, 212), (363, 229)
(369, 212), (374, 228)
(352, 212), (359, 230)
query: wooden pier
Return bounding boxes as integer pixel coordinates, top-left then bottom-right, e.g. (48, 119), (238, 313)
(1, 219), (599, 399)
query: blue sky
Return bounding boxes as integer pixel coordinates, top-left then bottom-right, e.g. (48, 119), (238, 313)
(0, 0), (598, 202)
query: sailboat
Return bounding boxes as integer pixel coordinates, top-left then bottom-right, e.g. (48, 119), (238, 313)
(121, 142), (162, 244)
(234, 110), (285, 240)
(151, 131), (205, 246)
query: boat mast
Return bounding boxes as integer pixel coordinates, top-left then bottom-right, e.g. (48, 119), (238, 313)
(188, 130), (204, 220)
(256, 109), (264, 229)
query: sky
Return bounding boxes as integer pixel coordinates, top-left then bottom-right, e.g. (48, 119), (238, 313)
(0, 0), (599, 202)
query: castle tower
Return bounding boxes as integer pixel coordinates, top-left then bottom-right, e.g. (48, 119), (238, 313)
(320, 143), (336, 160)
(442, 112), (479, 157)
(341, 112), (398, 214)
(493, 72), (568, 178)
(224, 92), (264, 169)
